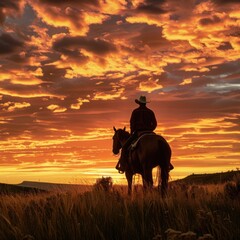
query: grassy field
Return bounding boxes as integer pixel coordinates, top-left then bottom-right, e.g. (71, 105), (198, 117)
(0, 174), (239, 240)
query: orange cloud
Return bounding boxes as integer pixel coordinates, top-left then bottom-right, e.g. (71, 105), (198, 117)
(29, 1), (109, 36)
(93, 88), (125, 101)
(0, 88), (61, 98)
(0, 70), (43, 85)
(1, 101), (31, 112)
(47, 104), (67, 113)
(71, 98), (90, 110)
(125, 0), (240, 72)
(180, 78), (192, 85)
(138, 78), (163, 93)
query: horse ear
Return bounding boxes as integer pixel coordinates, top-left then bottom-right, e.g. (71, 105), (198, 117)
(113, 126), (117, 132)
(123, 126), (126, 131)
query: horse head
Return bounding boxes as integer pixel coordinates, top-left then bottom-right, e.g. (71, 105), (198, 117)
(112, 127), (129, 155)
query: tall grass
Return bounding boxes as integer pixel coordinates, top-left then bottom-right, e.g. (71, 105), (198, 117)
(0, 182), (239, 240)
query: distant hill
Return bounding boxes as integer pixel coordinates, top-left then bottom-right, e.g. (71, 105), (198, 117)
(0, 181), (92, 195)
(1, 170), (239, 195)
(18, 181), (92, 192)
(172, 170), (240, 185)
(0, 183), (47, 195)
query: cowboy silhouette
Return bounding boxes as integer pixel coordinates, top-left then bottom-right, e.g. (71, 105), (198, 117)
(116, 96), (174, 173)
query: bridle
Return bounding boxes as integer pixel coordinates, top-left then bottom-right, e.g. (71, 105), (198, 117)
(113, 130), (123, 151)
(112, 128), (129, 154)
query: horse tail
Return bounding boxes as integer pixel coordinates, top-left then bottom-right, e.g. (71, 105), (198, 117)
(157, 136), (171, 168)
(157, 137), (171, 197)
(160, 166), (169, 197)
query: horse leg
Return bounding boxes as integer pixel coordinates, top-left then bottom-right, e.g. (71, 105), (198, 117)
(125, 171), (133, 195)
(160, 167), (169, 197)
(142, 169), (153, 192)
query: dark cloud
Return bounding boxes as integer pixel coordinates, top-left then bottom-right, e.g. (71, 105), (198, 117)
(206, 61), (240, 77)
(169, 14), (180, 21)
(135, 0), (167, 14)
(41, 65), (68, 82)
(0, 0), (20, 9)
(39, 0), (100, 7)
(58, 48), (89, 62)
(199, 15), (222, 25)
(217, 42), (233, 51)
(228, 28), (240, 37)
(1, 80), (32, 91)
(0, 33), (24, 54)
(27, 0), (105, 37)
(50, 77), (96, 98)
(0, 0), (23, 24)
(52, 36), (117, 56)
(129, 25), (170, 49)
(212, 0), (240, 4)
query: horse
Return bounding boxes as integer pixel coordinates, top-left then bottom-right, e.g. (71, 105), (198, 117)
(112, 127), (171, 196)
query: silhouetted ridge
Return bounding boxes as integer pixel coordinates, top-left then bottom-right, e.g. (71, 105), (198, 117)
(172, 170), (240, 185)
(18, 181), (91, 192)
(0, 183), (47, 195)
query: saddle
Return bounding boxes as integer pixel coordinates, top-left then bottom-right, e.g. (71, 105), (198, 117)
(130, 131), (156, 150)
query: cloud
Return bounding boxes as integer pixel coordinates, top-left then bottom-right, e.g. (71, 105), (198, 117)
(0, 69), (43, 85)
(138, 78), (163, 93)
(50, 35), (120, 77)
(93, 87), (125, 101)
(199, 14), (222, 26)
(0, 33), (24, 54)
(0, 0), (25, 24)
(71, 98), (90, 110)
(47, 104), (67, 113)
(38, 0), (100, 7)
(128, 25), (171, 50)
(212, 0), (240, 5)
(28, 24), (53, 53)
(134, 0), (167, 15)
(1, 101), (31, 112)
(217, 41), (233, 51)
(35, 0), (127, 15)
(206, 83), (240, 93)
(180, 78), (192, 85)
(29, 0), (109, 35)
(125, 0), (240, 67)
(53, 35), (117, 56)
(0, 81), (63, 98)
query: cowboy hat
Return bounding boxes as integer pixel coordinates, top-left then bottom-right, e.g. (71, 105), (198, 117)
(135, 95), (149, 104)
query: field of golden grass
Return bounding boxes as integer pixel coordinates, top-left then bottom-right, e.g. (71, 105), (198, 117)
(0, 179), (239, 240)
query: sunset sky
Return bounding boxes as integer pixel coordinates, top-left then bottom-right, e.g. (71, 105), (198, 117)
(0, 0), (239, 185)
